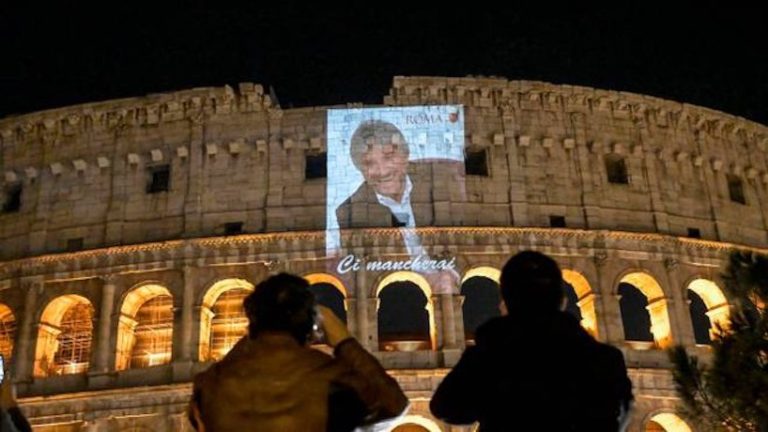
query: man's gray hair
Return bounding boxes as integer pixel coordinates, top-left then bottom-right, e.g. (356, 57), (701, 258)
(349, 120), (409, 172)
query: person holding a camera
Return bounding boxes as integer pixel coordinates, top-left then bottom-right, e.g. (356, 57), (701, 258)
(189, 273), (408, 432)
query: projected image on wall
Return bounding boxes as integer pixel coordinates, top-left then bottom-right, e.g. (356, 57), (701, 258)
(326, 106), (465, 291)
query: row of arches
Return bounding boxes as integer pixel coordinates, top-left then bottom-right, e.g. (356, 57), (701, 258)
(0, 268), (732, 377)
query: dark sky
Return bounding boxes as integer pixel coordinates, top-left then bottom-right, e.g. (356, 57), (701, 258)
(1, 4), (766, 124)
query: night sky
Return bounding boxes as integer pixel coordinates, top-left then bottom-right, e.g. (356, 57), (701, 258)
(1, 4), (766, 124)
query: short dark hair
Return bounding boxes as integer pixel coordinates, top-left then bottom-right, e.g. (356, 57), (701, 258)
(500, 251), (564, 312)
(349, 120), (409, 172)
(243, 273), (317, 343)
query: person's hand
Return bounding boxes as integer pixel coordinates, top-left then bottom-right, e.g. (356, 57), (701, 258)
(317, 306), (352, 347)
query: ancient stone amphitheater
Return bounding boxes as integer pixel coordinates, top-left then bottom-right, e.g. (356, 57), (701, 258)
(0, 76), (766, 431)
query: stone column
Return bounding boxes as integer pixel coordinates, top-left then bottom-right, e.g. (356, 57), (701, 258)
(14, 276), (42, 381)
(662, 257), (689, 347)
(183, 119), (205, 236)
(354, 265), (370, 350)
(593, 252), (625, 345)
(366, 298), (379, 352)
(440, 294), (457, 349)
(343, 298), (357, 336)
(91, 276), (117, 374)
(178, 266), (196, 362)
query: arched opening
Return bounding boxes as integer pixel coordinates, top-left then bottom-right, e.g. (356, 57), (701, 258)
(116, 284), (174, 370)
(199, 278), (254, 361)
(305, 273), (347, 323)
(376, 272), (435, 352)
(605, 153), (629, 184)
(0, 304), (16, 361)
(688, 291), (711, 345)
(35, 295), (94, 377)
(687, 278), (730, 342)
(618, 272), (672, 349)
(389, 415), (442, 432)
(618, 283), (654, 345)
(645, 412), (692, 432)
(460, 275), (500, 342)
(562, 270), (598, 337)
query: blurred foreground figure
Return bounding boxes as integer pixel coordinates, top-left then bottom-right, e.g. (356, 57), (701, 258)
(431, 251), (633, 431)
(0, 371), (32, 432)
(190, 273), (407, 432)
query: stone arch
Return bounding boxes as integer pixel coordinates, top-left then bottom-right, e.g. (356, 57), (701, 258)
(389, 415), (443, 432)
(687, 278), (730, 341)
(199, 278), (254, 361)
(34, 294), (95, 377)
(618, 271), (672, 348)
(304, 273), (348, 298)
(375, 271), (436, 351)
(461, 266), (500, 284)
(305, 273), (348, 322)
(0, 303), (16, 361)
(460, 266), (501, 341)
(115, 284), (174, 370)
(562, 269), (599, 337)
(645, 412), (693, 432)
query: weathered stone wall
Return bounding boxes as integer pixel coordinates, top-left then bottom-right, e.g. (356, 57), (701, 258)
(0, 227), (754, 431)
(1, 77), (766, 261)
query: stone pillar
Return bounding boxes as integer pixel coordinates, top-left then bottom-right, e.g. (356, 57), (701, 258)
(593, 253), (625, 345)
(662, 257), (689, 347)
(343, 298), (357, 336)
(183, 120), (205, 236)
(366, 298), (379, 351)
(91, 276), (117, 374)
(178, 266), (196, 362)
(643, 146), (671, 233)
(440, 294), (457, 349)
(355, 266), (370, 350)
(14, 276), (42, 381)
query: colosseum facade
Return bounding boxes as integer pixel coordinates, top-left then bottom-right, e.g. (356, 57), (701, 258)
(1, 76), (767, 431)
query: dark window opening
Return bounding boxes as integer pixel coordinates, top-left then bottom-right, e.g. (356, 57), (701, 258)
(66, 238), (84, 252)
(465, 148), (489, 176)
(461, 276), (500, 341)
(2, 184), (22, 213)
(618, 282), (654, 342)
(305, 152), (327, 179)
(378, 281), (430, 351)
(727, 174), (746, 204)
(605, 154), (629, 184)
(147, 165), (170, 194)
(224, 222), (244, 235)
(549, 215), (566, 228)
(688, 291), (712, 345)
(687, 228), (701, 239)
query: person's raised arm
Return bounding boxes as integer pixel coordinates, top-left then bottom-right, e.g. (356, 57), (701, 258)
(318, 306), (408, 424)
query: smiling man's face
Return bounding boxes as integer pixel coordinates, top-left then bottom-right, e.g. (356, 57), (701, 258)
(360, 142), (409, 202)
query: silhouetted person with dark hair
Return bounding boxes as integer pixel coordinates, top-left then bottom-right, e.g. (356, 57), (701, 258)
(430, 251), (633, 431)
(190, 273), (408, 432)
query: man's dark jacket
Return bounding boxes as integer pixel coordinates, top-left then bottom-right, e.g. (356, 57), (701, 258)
(430, 311), (633, 431)
(335, 161), (464, 251)
(192, 334), (407, 432)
